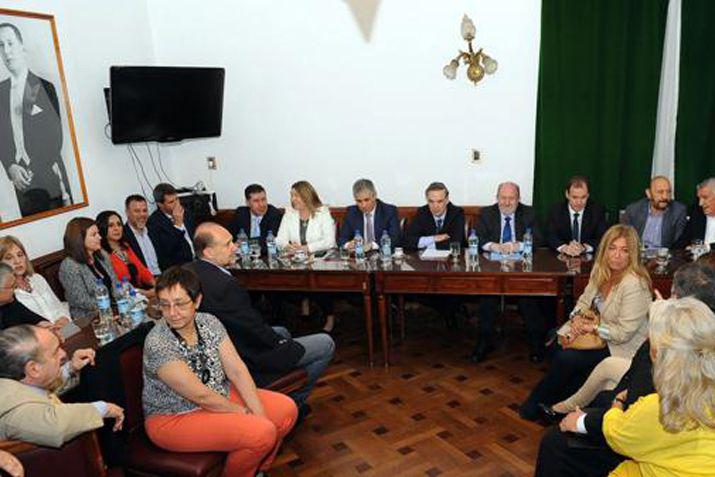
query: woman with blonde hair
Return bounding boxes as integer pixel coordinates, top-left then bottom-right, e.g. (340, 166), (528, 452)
(0, 235), (71, 326)
(520, 225), (652, 420)
(603, 297), (715, 476)
(276, 180), (337, 331)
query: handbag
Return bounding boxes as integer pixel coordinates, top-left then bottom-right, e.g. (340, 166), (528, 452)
(558, 306), (607, 350)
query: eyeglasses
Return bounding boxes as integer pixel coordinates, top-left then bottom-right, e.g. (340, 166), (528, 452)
(158, 299), (194, 312)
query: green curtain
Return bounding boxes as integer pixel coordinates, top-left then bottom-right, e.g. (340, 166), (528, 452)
(674, 0), (715, 204)
(533, 0), (668, 221)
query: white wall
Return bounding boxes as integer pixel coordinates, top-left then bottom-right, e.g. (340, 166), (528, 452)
(0, 0), (157, 257)
(146, 0), (541, 209)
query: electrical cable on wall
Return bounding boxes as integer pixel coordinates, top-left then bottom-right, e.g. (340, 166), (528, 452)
(145, 143), (163, 183)
(156, 144), (175, 185)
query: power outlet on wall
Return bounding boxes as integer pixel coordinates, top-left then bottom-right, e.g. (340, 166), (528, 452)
(470, 149), (481, 163)
(207, 156), (217, 170)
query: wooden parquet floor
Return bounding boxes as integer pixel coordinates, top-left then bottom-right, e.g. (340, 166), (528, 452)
(269, 301), (549, 477)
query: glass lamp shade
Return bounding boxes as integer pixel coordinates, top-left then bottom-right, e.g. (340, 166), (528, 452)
(443, 60), (459, 80)
(482, 55), (498, 75)
(461, 15), (476, 41)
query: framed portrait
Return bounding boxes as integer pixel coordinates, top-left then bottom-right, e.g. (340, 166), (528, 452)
(0, 8), (88, 229)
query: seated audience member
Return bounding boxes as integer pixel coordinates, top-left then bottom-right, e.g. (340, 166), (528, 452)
(472, 181), (546, 362)
(276, 180), (337, 331)
(143, 267), (297, 477)
(96, 210), (155, 295)
(520, 224), (652, 421)
(683, 176), (715, 249)
(534, 261), (715, 477)
(0, 236), (70, 326)
(0, 449), (22, 477)
(0, 264), (48, 329)
(338, 178), (400, 250)
(186, 222), (335, 412)
(602, 298), (715, 476)
(58, 218), (120, 319)
(404, 181), (465, 251)
(546, 175), (607, 255)
(623, 175), (687, 250)
(123, 194), (161, 275)
(0, 325), (124, 447)
(230, 184), (283, 252)
(147, 183), (195, 270)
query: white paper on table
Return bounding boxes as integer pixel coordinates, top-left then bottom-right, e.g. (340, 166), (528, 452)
(419, 249), (451, 260)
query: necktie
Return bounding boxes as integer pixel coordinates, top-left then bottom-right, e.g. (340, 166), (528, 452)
(502, 216), (512, 243)
(572, 213), (580, 242)
(436, 218), (444, 233)
(365, 213), (374, 244)
(251, 216), (261, 238)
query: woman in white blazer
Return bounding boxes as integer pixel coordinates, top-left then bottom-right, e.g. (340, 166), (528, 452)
(276, 181), (336, 254)
(276, 181), (337, 331)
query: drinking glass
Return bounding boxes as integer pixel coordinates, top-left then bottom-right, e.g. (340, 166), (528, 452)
(91, 315), (112, 344)
(450, 241), (461, 261)
(340, 246), (351, 264)
(249, 239), (261, 261)
(691, 239), (704, 261)
(655, 247), (669, 272)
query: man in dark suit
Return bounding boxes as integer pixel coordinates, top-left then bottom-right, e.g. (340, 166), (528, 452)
(472, 181), (546, 363)
(623, 176), (687, 249)
(229, 184), (283, 253)
(682, 177), (715, 249)
(147, 183), (195, 270)
(534, 261), (715, 477)
(0, 23), (72, 217)
(404, 182), (465, 251)
(338, 178), (400, 250)
(185, 222), (334, 411)
(546, 176), (607, 255)
(123, 194), (161, 275)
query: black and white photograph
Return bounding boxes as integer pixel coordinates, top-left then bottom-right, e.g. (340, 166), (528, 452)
(0, 8), (87, 228)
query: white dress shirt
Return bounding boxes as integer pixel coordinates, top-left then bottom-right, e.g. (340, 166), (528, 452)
(129, 224), (161, 275)
(706, 216), (715, 247)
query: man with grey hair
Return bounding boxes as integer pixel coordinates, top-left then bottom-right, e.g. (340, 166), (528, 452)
(682, 177), (715, 249)
(0, 263), (47, 329)
(0, 325), (124, 447)
(472, 181), (545, 363)
(338, 178), (400, 250)
(404, 181), (465, 251)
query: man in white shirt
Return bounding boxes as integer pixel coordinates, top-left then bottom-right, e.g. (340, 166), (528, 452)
(124, 194), (161, 275)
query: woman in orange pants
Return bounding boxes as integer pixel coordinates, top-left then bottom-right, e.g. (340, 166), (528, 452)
(143, 267), (297, 477)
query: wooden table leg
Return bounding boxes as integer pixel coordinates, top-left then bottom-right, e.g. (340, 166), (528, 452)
(398, 294), (405, 341)
(363, 289), (374, 368)
(377, 293), (389, 367)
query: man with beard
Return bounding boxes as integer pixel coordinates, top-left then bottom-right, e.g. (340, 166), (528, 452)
(623, 176), (686, 249)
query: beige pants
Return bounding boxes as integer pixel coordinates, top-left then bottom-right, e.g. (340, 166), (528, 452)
(555, 356), (631, 411)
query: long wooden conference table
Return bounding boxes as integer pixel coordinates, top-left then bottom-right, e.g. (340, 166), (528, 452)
(229, 249), (688, 367)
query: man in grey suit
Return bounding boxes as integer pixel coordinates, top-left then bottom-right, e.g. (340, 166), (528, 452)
(623, 176), (687, 249)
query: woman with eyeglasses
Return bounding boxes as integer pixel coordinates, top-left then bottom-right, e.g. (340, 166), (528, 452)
(142, 266), (297, 477)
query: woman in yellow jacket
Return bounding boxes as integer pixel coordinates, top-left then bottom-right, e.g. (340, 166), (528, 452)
(603, 297), (715, 477)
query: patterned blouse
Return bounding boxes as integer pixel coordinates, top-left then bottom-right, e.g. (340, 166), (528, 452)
(142, 312), (229, 416)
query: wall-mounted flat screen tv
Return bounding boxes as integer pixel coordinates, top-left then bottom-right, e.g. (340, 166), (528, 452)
(109, 66), (225, 144)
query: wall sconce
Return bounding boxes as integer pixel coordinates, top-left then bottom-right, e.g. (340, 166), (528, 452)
(443, 15), (497, 85)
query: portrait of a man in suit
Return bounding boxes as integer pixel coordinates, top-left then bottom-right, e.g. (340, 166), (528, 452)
(0, 21), (72, 219)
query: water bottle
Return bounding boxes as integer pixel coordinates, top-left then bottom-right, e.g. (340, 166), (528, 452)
(380, 230), (392, 262)
(468, 229), (479, 259)
(354, 230), (365, 262)
(94, 279), (113, 342)
(128, 289), (146, 326)
(121, 277), (133, 298)
(523, 228), (533, 264)
(266, 230), (277, 261)
(237, 229), (249, 258)
(115, 283), (131, 326)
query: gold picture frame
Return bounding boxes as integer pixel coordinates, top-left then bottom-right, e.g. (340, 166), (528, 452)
(0, 8), (88, 229)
